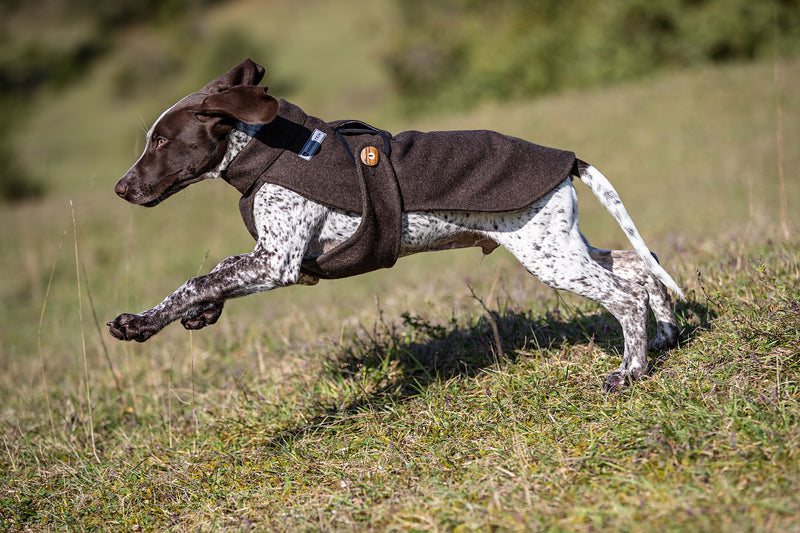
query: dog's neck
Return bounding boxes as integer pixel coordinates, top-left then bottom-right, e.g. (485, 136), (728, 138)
(204, 123), (262, 180)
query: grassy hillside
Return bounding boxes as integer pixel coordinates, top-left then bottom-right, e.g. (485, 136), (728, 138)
(1, 227), (798, 531)
(0, 1), (798, 529)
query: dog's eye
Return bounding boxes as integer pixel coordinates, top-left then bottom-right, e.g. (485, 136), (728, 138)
(153, 136), (167, 149)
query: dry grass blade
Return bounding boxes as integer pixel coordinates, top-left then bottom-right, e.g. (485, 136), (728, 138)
(71, 200), (99, 462)
(36, 222), (69, 438)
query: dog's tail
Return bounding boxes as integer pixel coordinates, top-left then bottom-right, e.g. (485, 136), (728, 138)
(575, 160), (685, 300)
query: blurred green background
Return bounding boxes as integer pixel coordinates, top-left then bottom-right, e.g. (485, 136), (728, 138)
(2, 0), (798, 201)
(0, 0), (798, 361)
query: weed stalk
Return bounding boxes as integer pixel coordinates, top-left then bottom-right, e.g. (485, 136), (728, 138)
(71, 200), (99, 462)
(190, 249), (210, 453)
(37, 223), (68, 438)
(773, 10), (790, 240)
(468, 285), (505, 366)
(81, 261), (123, 401)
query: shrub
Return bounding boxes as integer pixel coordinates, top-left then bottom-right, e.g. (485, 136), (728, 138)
(386, 0), (800, 112)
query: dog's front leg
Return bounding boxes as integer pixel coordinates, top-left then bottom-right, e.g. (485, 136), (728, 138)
(176, 252), (320, 330)
(108, 249), (302, 342)
(180, 263), (320, 329)
(108, 185), (327, 342)
(180, 253), (247, 331)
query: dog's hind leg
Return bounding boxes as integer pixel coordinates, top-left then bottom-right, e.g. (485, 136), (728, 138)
(585, 247), (679, 351)
(492, 183), (651, 392)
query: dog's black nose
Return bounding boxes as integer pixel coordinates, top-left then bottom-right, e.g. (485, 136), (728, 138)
(114, 180), (129, 198)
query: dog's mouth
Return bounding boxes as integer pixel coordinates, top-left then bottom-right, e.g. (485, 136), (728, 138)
(140, 196), (166, 208)
(155, 173), (208, 201)
(119, 170), (203, 207)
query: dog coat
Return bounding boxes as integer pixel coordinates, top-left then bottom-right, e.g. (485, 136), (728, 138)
(223, 99), (577, 279)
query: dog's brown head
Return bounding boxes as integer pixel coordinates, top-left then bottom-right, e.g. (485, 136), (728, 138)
(114, 59), (279, 206)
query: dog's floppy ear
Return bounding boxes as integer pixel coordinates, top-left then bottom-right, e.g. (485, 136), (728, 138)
(200, 59), (266, 93)
(197, 85), (279, 125)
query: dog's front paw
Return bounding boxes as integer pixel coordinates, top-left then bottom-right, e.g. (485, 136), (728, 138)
(181, 302), (224, 330)
(107, 312), (160, 342)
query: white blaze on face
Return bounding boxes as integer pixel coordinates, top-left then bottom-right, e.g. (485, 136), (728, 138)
(124, 93), (261, 183)
(127, 95), (194, 173)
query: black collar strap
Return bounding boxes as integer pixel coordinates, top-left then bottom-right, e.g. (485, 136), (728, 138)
(222, 99), (310, 197)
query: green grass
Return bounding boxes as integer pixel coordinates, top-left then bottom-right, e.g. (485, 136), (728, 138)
(1, 239), (798, 531)
(1, 4), (799, 528)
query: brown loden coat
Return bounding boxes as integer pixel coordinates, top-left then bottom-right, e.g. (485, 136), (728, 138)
(223, 98), (577, 280)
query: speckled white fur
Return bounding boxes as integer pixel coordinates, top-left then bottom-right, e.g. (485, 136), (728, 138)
(113, 122), (682, 391)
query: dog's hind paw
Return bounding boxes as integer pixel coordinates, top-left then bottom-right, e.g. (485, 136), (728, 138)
(648, 321), (679, 351)
(602, 370), (634, 393)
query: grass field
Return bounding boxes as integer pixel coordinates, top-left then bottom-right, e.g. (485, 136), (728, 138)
(1, 5), (799, 528)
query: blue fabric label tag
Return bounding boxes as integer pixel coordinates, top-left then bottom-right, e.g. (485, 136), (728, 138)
(298, 129), (326, 161)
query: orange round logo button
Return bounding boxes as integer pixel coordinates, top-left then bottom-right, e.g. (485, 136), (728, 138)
(360, 146), (379, 166)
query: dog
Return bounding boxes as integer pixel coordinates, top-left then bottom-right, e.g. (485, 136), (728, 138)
(108, 59), (682, 391)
